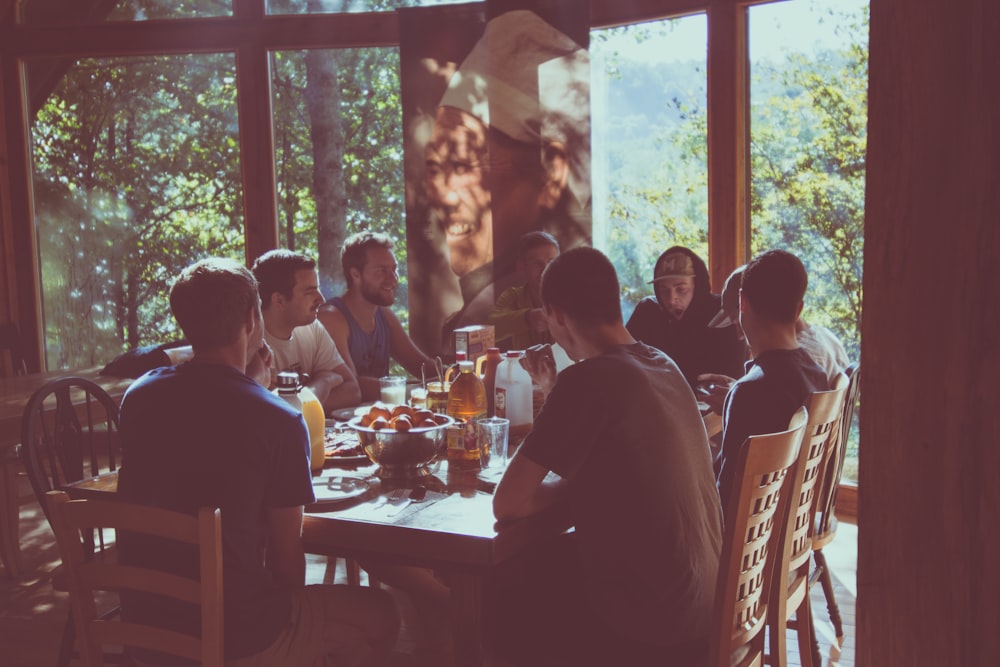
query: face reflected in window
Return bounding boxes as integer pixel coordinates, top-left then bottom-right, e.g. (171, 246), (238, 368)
(425, 105), (492, 278)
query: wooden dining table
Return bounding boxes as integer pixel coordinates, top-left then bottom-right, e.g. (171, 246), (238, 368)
(59, 405), (719, 664)
(62, 456), (573, 666)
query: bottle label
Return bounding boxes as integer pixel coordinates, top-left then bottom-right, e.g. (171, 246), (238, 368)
(495, 388), (507, 418)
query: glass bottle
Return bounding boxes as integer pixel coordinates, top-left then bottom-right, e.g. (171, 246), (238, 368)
(446, 360), (487, 464)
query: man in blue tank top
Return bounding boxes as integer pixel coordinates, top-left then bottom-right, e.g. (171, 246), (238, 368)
(319, 231), (436, 402)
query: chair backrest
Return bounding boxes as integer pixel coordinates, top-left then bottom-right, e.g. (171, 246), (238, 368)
(814, 362), (860, 537)
(772, 374), (849, 620)
(19, 377), (121, 524)
(707, 407), (808, 667)
(47, 491), (223, 667)
(0, 322), (28, 377)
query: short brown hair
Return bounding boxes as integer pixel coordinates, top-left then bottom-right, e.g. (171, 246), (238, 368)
(341, 231), (395, 288)
(251, 249), (315, 309)
(741, 249), (808, 324)
(170, 258), (259, 350)
(541, 247), (620, 326)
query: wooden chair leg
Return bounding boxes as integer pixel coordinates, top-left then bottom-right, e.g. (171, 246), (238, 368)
(57, 612), (76, 667)
(0, 454), (22, 578)
(813, 549), (845, 642)
(795, 596), (816, 667)
(346, 558), (360, 586)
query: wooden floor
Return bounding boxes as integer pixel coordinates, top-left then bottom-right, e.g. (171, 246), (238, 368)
(1, 487), (857, 667)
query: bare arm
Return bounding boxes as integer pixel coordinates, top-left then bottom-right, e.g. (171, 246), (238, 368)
(493, 448), (568, 521)
(313, 363), (361, 411)
(265, 505), (306, 588)
(384, 308), (436, 385)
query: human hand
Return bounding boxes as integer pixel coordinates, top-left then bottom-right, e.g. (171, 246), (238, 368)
(520, 344), (557, 397)
(246, 342), (273, 388)
(695, 373), (735, 416)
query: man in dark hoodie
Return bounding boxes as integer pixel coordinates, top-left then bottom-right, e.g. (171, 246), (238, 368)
(626, 246), (746, 386)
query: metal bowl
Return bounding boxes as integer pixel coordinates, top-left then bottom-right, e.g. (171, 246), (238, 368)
(346, 414), (455, 478)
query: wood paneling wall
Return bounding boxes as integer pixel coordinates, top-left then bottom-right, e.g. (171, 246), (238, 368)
(859, 0), (1000, 664)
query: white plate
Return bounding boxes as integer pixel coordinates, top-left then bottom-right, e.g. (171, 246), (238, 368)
(309, 476), (371, 509)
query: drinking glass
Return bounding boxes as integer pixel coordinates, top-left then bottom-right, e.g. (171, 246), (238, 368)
(476, 417), (510, 470)
(379, 376), (407, 405)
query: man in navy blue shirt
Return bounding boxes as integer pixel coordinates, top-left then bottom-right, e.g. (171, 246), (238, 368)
(118, 258), (398, 666)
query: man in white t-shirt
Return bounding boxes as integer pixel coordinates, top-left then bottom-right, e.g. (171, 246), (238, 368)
(252, 249), (361, 411)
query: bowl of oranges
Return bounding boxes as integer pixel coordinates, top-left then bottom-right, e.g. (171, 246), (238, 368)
(346, 403), (454, 478)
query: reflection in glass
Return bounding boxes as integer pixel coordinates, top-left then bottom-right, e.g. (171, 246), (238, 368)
(28, 53), (242, 369)
(590, 15), (708, 322)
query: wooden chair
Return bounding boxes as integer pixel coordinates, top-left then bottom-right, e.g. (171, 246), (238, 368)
(809, 362), (860, 647)
(766, 374), (849, 667)
(47, 490), (223, 667)
(19, 376), (122, 666)
(707, 407), (808, 667)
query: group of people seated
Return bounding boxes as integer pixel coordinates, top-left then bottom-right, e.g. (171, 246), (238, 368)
(112, 230), (850, 666)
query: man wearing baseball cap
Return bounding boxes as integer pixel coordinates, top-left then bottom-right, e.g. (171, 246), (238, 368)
(626, 246), (746, 386)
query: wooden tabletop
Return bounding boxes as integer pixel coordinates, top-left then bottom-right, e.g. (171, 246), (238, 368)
(0, 368), (133, 449)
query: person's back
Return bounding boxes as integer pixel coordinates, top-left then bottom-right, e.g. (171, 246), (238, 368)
(492, 247), (721, 665)
(715, 249), (830, 509)
(118, 362), (311, 660)
(117, 257), (397, 666)
(522, 342), (721, 646)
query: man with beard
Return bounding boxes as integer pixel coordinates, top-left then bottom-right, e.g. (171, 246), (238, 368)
(320, 231), (436, 403)
(423, 9), (591, 353)
(626, 246), (747, 387)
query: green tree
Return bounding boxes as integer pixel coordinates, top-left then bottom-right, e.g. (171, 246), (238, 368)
(750, 5), (868, 360)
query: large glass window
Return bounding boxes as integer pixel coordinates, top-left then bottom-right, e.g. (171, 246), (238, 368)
(267, 0), (465, 15)
(20, 0), (231, 23)
(749, 0), (869, 481)
(590, 15), (709, 322)
(28, 53), (243, 369)
(271, 47), (407, 320)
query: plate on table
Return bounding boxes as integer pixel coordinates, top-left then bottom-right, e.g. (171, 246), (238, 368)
(309, 476), (372, 509)
(328, 403), (375, 422)
(323, 428), (370, 463)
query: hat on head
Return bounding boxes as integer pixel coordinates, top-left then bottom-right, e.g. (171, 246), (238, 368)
(708, 265), (745, 328)
(648, 251), (696, 284)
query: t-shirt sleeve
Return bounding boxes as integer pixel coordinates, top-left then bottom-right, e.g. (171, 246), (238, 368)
(625, 299), (657, 345)
(519, 362), (610, 480)
(265, 411), (316, 508)
(310, 321), (346, 372)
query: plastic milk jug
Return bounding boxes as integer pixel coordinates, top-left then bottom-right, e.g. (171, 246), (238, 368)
(494, 351), (533, 446)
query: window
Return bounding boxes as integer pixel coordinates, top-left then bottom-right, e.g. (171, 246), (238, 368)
(749, 0), (869, 481)
(271, 46), (409, 321)
(590, 14), (708, 321)
(27, 53), (243, 368)
(19, 0), (231, 23)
